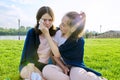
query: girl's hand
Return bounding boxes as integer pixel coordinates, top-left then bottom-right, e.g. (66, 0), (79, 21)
(39, 19), (49, 35)
(63, 66), (69, 75)
(42, 77), (47, 80)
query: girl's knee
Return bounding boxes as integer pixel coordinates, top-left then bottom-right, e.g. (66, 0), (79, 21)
(42, 64), (70, 80)
(20, 66), (30, 79)
(70, 67), (87, 80)
(42, 65), (55, 77)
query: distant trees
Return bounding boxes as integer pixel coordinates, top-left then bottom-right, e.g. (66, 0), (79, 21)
(0, 27), (100, 38)
(83, 30), (99, 38)
(3, 27), (119, 38)
(83, 30), (120, 38)
(0, 26), (32, 35)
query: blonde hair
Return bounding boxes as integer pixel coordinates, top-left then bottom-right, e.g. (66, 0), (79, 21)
(65, 11), (86, 40)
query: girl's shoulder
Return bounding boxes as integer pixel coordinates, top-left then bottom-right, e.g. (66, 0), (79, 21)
(27, 28), (36, 35)
(27, 28), (35, 33)
(77, 37), (85, 44)
(54, 30), (62, 37)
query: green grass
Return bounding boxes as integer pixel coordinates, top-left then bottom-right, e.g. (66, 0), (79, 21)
(84, 38), (120, 80)
(0, 40), (24, 80)
(0, 38), (120, 80)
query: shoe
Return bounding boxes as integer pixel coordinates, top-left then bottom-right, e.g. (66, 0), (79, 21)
(31, 72), (42, 80)
(24, 79), (30, 80)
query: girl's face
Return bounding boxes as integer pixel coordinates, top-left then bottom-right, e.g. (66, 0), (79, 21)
(41, 13), (53, 29)
(59, 16), (72, 37)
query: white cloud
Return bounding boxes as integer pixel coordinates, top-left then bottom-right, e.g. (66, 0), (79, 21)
(0, 2), (10, 9)
(0, 0), (120, 32)
(11, 0), (39, 5)
(0, 1), (34, 28)
(21, 0), (38, 4)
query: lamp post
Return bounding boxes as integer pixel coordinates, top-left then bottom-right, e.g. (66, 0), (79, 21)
(100, 25), (102, 33)
(18, 19), (20, 40)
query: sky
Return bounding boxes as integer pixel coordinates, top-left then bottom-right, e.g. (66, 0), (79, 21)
(0, 0), (120, 33)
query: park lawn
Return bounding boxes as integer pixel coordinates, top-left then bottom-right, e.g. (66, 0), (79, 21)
(0, 38), (120, 80)
(0, 40), (23, 80)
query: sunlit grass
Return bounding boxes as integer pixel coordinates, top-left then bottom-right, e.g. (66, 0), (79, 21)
(84, 38), (120, 80)
(0, 38), (120, 80)
(0, 40), (24, 80)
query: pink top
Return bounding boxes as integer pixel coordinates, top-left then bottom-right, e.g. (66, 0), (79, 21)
(37, 35), (51, 64)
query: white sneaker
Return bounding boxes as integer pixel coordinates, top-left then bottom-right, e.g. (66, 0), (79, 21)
(31, 72), (42, 80)
(24, 79), (30, 80)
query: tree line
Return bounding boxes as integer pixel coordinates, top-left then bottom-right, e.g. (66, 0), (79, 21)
(0, 26), (100, 38)
(0, 26), (31, 35)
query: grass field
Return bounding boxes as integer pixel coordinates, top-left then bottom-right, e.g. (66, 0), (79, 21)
(0, 38), (120, 80)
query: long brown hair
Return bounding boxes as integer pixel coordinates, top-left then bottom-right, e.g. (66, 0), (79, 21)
(65, 11), (86, 41)
(34, 6), (56, 36)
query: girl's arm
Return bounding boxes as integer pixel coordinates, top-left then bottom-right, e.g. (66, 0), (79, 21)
(53, 56), (69, 75)
(39, 23), (69, 74)
(44, 32), (60, 57)
(44, 31), (69, 74)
